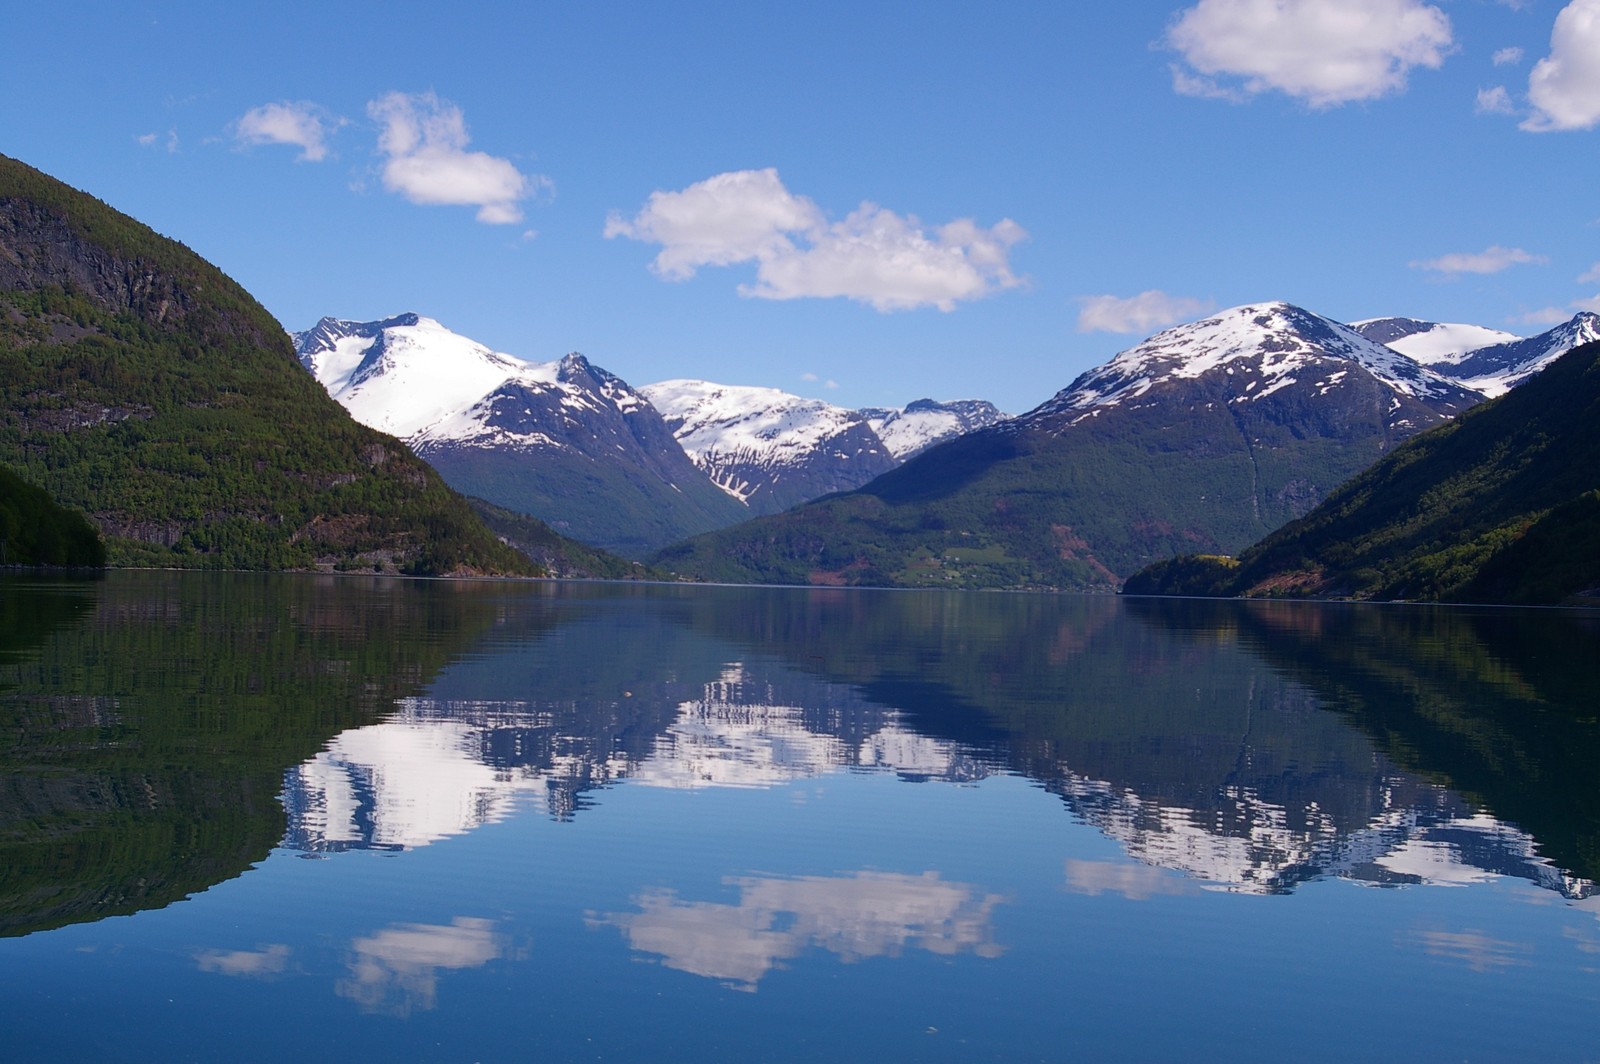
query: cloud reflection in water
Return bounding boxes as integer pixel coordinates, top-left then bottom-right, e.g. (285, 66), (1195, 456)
(337, 916), (507, 1016)
(591, 870), (1005, 991)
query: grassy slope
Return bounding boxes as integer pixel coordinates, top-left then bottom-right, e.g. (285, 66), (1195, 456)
(0, 153), (533, 576)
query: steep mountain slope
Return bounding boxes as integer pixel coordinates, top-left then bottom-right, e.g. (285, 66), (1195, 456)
(1125, 339), (1600, 606)
(0, 466), (104, 567)
(861, 398), (1010, 460)
(464, 497), (662, 580)
(655, 303), (1485, 591)
(1353, 313), (1600, 397)
(638, 380), (897, 515)
(294, 316), (746, 557)
(0, 153), (531, 575)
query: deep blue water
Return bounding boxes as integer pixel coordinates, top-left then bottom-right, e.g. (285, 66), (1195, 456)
(2, 572), (1598, 1062)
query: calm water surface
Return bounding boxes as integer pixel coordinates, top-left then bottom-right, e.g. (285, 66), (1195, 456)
(2, 571), (1598, 1062)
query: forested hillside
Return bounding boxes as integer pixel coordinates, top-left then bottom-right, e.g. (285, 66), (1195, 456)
(0, 153), (532, 575)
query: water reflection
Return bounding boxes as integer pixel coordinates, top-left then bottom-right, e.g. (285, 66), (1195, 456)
(272, 586), (1600, 911)
(194, 943), (292, 979)
(282, 664), (989, 850)
(590, 871), (1006, 991)
(338, 917), (509, 1016)
(1403, 928), (1534, 973)
(4, 573), (1599, 942)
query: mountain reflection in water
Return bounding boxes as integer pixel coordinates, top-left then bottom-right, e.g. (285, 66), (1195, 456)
(5, 574), (1600, 1062)
(272, 582), (1598, 906)
(1, 573), (1595, 922)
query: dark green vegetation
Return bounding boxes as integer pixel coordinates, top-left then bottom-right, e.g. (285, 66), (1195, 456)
(0, 572), (538, 937)
(0, 464), (104, 567)
(1127, 340), (1600, 605)
(656, 368), (1451, 591)
(0, 153), (533, 575)
(466, 496), (662, 580)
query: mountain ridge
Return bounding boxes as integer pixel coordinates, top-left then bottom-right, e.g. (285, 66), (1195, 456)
(1124, 338), (1600, 605)
(293, 315), (748, 557)
(653, 302), (1500, 590)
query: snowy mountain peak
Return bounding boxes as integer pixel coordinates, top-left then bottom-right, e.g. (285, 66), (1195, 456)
(861, 398), (1010, 459)
(1433, 311), (1600, 397)
(639, 379), (895, 510)
(1033, 301), (1481, 420)
(1349, 317), (1521, 366)
(291, 313), (555, 440)
(291, 313), (743, 555)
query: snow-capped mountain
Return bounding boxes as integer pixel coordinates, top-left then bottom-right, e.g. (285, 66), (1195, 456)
(1033, 302), (1484, 426)
(861, 398), (1010, 460)
(662, 301), (1502, 590)
(292, 314), (745, 556)
(1349, 317), (1520, 365)
(1352, 312), (1600, 397)
(639, 380), (898, 515)
(1426, 312), (1599, 397)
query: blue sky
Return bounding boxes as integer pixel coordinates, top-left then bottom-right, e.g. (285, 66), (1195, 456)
(4, 1), (1598, 412)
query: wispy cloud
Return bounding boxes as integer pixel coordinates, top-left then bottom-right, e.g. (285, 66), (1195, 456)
(1076, 290), (1215, 333)
(195, 944), (291, 978)
(1493, 46), (1525, 67)
(137, 129), (179, 153)
(1475, 86), (1516, 115)
(1166, 0), (1454, 108)
(1409, 245), (1546, 276)
(234, 101), (341, 162)
(606, 168), (1026, 312)
(367, 91), (548, 224)
(1579, 262), (1600, 284)
(1513, 305), (1578, 325)
(1522, 0), (1600, 132)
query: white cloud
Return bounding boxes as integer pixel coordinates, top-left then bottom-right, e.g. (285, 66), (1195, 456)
(1475, 86), (1516, 114)
(367, 91), (547, 224)
(607, 168), (1025, 312)
(1166, 0), (1454, 108)
(1409, 245), (1547, 275)
(1523, 0), (1600, 131)
(1076, 290), (1215, 333)
(604, 168), (821, 279)
(1493, 46), (1525, 66)
(1579, 262), (1600, 283)
(235, 101), (339, 162)
(1574, 294), (1600, 314)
